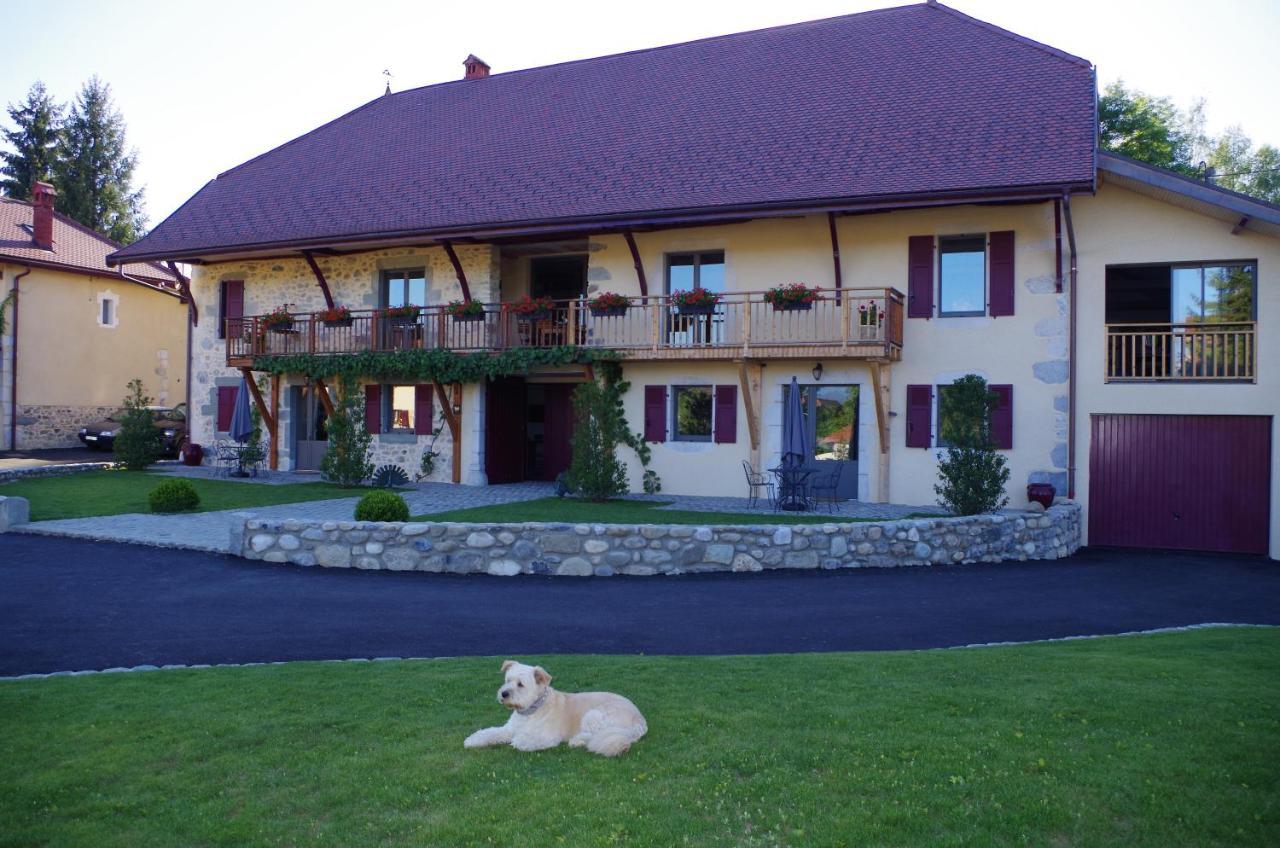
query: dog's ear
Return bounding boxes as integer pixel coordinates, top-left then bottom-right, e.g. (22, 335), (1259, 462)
(532, 666), (552, 687)
(500, 659), (516, 673)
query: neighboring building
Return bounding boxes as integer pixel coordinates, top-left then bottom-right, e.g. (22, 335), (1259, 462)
(110, 2), (1278, 557)
(1, 182), (188, 449)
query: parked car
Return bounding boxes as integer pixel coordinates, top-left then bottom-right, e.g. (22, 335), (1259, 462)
(78, 404), (188, 455)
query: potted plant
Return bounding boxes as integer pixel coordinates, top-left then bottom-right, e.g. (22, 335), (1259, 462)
(384, 304), (421, 326)
(262, 304), (295, 333)
(446, 299), (485, 322)
(588, 292), (630, 317)
(319, 304), (353, 328)
(858, 301), (883, 339)
(670, 288), (722, 316)
(507, 294), (555, 322)
(763, 283), (820, 311)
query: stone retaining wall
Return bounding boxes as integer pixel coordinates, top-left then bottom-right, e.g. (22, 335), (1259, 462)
(238, 503), (1081, 575)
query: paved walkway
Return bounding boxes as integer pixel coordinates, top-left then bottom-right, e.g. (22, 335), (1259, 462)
(0, 536), (1275, 676)
(0, 448), (108, 471)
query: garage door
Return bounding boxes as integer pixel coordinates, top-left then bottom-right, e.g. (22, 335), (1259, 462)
(1089, 414), (1272, 554)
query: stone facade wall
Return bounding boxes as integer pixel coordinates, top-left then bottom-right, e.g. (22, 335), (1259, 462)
(238, 503), (1081, 575)
(14, 404), (121, 449)
(189, 245), (499, 482)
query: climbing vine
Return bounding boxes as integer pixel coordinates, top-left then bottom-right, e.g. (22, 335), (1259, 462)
(0, 289), (14, 340)
(255, 345), (623, 384)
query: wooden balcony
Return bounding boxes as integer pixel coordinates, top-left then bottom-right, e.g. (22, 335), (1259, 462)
(1105, 322), (1256, 382)
(226, 287), (904, 367)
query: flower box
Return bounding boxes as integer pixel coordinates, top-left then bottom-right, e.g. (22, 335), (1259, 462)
(322, 316), (354, 328)
(267, 320), (296, 334)
(261, 304), (295, 333)
(506, 295), (556, 322)
(670, 289), (722, 316)
(676, 303), (717, 316)
(445, 300), (485, 322)
(590, 305), (628, 317)
(516, 309), (553, 322)
(319, 305), (353, 328)
(452, 312), (485, 323)
(587, 292), (629, 317)
(764, 283), (820, 311)
(384, 306), (421, 326)
(773, 301), (813, 312)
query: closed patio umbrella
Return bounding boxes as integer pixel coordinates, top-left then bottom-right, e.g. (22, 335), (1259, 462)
(781, 376), (809, 468)
(230, 377), (254, 444)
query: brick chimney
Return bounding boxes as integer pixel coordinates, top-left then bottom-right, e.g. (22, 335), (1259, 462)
(31, 181), (56, 250)
(463, 55), (490, 80)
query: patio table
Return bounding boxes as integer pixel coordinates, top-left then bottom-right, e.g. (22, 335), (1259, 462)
(770, 465), (815, 512)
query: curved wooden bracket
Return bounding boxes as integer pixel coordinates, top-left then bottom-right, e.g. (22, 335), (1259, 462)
(624, 231), (648, 299)
(442, 242), (472, 302)
(302, 251), (336, 310)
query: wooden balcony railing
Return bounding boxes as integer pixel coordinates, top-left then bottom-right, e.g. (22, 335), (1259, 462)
(226, 287), (905, 365)
(1106, 322), (1256, 382)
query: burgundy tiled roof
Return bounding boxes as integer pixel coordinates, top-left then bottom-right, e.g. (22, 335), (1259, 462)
(0, 197), (182, 288)
(112, 2), (1096, 263)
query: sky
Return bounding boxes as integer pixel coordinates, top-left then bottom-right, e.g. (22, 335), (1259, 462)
(3, 0), (1278, 229)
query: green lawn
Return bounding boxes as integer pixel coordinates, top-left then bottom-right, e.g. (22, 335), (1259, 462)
(2, 628), (1276, 847)
(0, 470), (351, 521)
(416, 496), (939, 526)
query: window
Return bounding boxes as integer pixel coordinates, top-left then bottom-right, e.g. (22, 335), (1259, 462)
(938, 236), (986, 316)
(383, 385), (418, 432)
(218, 279), (244, 340)
(935, 385), (960, 448)
(382, 268), (427, 309)
(1171, 264), (1255, 324)
(672, 385), (713, 441)
(665, 251), (725, 295)
(97, 292), (118, 328)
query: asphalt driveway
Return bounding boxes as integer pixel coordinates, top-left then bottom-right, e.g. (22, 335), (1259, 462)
(1, 534), (1276, 676)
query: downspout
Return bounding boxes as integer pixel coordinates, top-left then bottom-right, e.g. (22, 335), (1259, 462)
(1061, 194), (1079, 500)
(7, 266), (31, 451)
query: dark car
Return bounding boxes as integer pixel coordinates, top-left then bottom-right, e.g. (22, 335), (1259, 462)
(78, 403), (188, 455)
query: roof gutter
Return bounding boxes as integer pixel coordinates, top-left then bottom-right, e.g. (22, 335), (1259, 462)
(106, 181), (1094, 266)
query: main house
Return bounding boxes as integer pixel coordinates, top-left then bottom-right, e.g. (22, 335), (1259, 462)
(110, 2), (1278, 558)
(2, 182), (188, 450)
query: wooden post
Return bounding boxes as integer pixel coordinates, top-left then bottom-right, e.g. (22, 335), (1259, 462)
(737, 361), (762, 471)
(650, 299), (661, 352)
(433, 380), (462, 484)
(742, 298), (752, 356)
(566, 299), (578, 347)
(314, 378), (335, 417)
(269, 374), (281, 470)
(868, 361), (891, 503)
(841, 296), (851, 351)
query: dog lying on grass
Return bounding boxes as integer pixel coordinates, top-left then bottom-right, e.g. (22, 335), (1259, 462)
(463, 660), (647, 757)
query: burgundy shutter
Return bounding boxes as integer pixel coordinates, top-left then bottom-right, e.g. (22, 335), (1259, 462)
(644, 385), (667, 443)
(988, 231), (1015, 317)
(221, 279), (244, 339)
(713, 385), (737, 444)
(907, 236), (934, 319)
(990, 384), (1013, 449)
(906, 384), (932, 448)
(414, 385), (433, 435)
(216, 386), (238, 432)
(364, 385), (382, 435)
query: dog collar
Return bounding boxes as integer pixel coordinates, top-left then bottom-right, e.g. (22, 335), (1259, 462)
(517, 690), (549, 716)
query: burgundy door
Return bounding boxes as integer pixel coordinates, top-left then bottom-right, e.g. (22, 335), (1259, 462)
(485, 377), (527, 484)
(541, 384), (576, 481)
(1089, 414), (1271, 554)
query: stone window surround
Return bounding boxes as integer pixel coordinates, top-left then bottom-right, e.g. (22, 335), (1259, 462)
(96, 289), (119, 329)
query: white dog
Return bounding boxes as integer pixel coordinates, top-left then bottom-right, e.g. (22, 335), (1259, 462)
(463, 660), (647, 757)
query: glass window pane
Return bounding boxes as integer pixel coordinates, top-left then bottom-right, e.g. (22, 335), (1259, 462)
(1201, 265), (1254, 322)
(673, 386), (712, 440)
(697, 253), (725, 293)
(384, 272), (406, 309)
(1171, 267), (1202, 323)
(936, 385), (955, 448)
(408, 275), (427, 307)
(939, 237), (985, 315)
(668, 255), (695, 293)
(390, 385), (416, 431)
(813, 386), (857, 460)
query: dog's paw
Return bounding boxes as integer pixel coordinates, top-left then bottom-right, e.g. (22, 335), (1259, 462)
(463, 731), (486, 749)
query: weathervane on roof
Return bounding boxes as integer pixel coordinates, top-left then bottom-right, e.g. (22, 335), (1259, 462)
(383, 69), (393, 96)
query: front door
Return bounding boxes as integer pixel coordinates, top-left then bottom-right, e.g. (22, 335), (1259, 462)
(485, 377), (527, 484)
(291, 384), (329, 471)
(785, 383), (860, 500)
(540, 383), (576, 481)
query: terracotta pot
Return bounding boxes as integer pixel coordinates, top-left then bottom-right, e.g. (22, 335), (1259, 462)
(1026, 483), (1056, 509)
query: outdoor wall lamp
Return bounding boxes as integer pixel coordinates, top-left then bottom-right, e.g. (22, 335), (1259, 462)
(812, 362), (824, 382)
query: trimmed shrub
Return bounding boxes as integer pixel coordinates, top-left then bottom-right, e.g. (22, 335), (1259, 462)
(115, 378), (163, 471)
(148, 478), (200, 513)
(934, 374), (1010, 516)
(354, 490), (409, 522)
(322, 380), (374, 488)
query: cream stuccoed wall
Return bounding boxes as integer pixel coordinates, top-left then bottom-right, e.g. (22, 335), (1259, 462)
(1070, 180), (1280, 558)
(189, 245), (499, 481)
(0, 263), (187, 448)
(588, 206), (1066, 508)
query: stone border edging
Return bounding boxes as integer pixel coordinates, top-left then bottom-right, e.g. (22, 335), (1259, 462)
(238, 503), (1082, 576)
(0, 458), (180, 484)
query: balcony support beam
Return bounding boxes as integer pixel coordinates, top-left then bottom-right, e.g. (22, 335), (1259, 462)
(239, 366), (279, 470)
(624, 231), (649, 299)
(434, 380), (462, 484)
(302, 251), (336, 310)
(442, 241), (472, 302)
(314, 377), (335, 417)
(827, 212), (843, 303)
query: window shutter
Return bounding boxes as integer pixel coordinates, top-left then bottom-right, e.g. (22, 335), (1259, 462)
(221, 279), (244, 340)
(216, 386), (238, 432)
(644, 385), (667, 443)
(989, 384), (1013, 449)
(988, 231), (1015, 317)
(364, 385), (382, 435)
(906, 384), (932, 448)
(907, 236), (934, 319)
(414, 385), (433, 436)
(713, 385), (737, 444)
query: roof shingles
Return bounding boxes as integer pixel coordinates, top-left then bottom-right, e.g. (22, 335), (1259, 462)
(113, 2), (1096, 263)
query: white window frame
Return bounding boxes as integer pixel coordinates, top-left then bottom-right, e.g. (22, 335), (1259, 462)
(96, 290), (120, 329)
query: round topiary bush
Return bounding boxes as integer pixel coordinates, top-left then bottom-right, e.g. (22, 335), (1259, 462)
(149, 478), (201, 513)
(354, 490), (409, 522)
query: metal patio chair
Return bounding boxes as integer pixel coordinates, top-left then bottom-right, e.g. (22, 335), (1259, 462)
(741, 460), (776, 510)
(810, 464), (844, 514)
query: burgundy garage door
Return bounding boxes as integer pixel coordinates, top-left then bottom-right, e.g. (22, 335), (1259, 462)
(1089, 414), (1272, 554)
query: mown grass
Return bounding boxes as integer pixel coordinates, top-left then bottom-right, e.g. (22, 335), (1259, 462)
(416, 496), (940, 526)
(2, 628), (1276, 847)
(0, 470), (350, 521)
